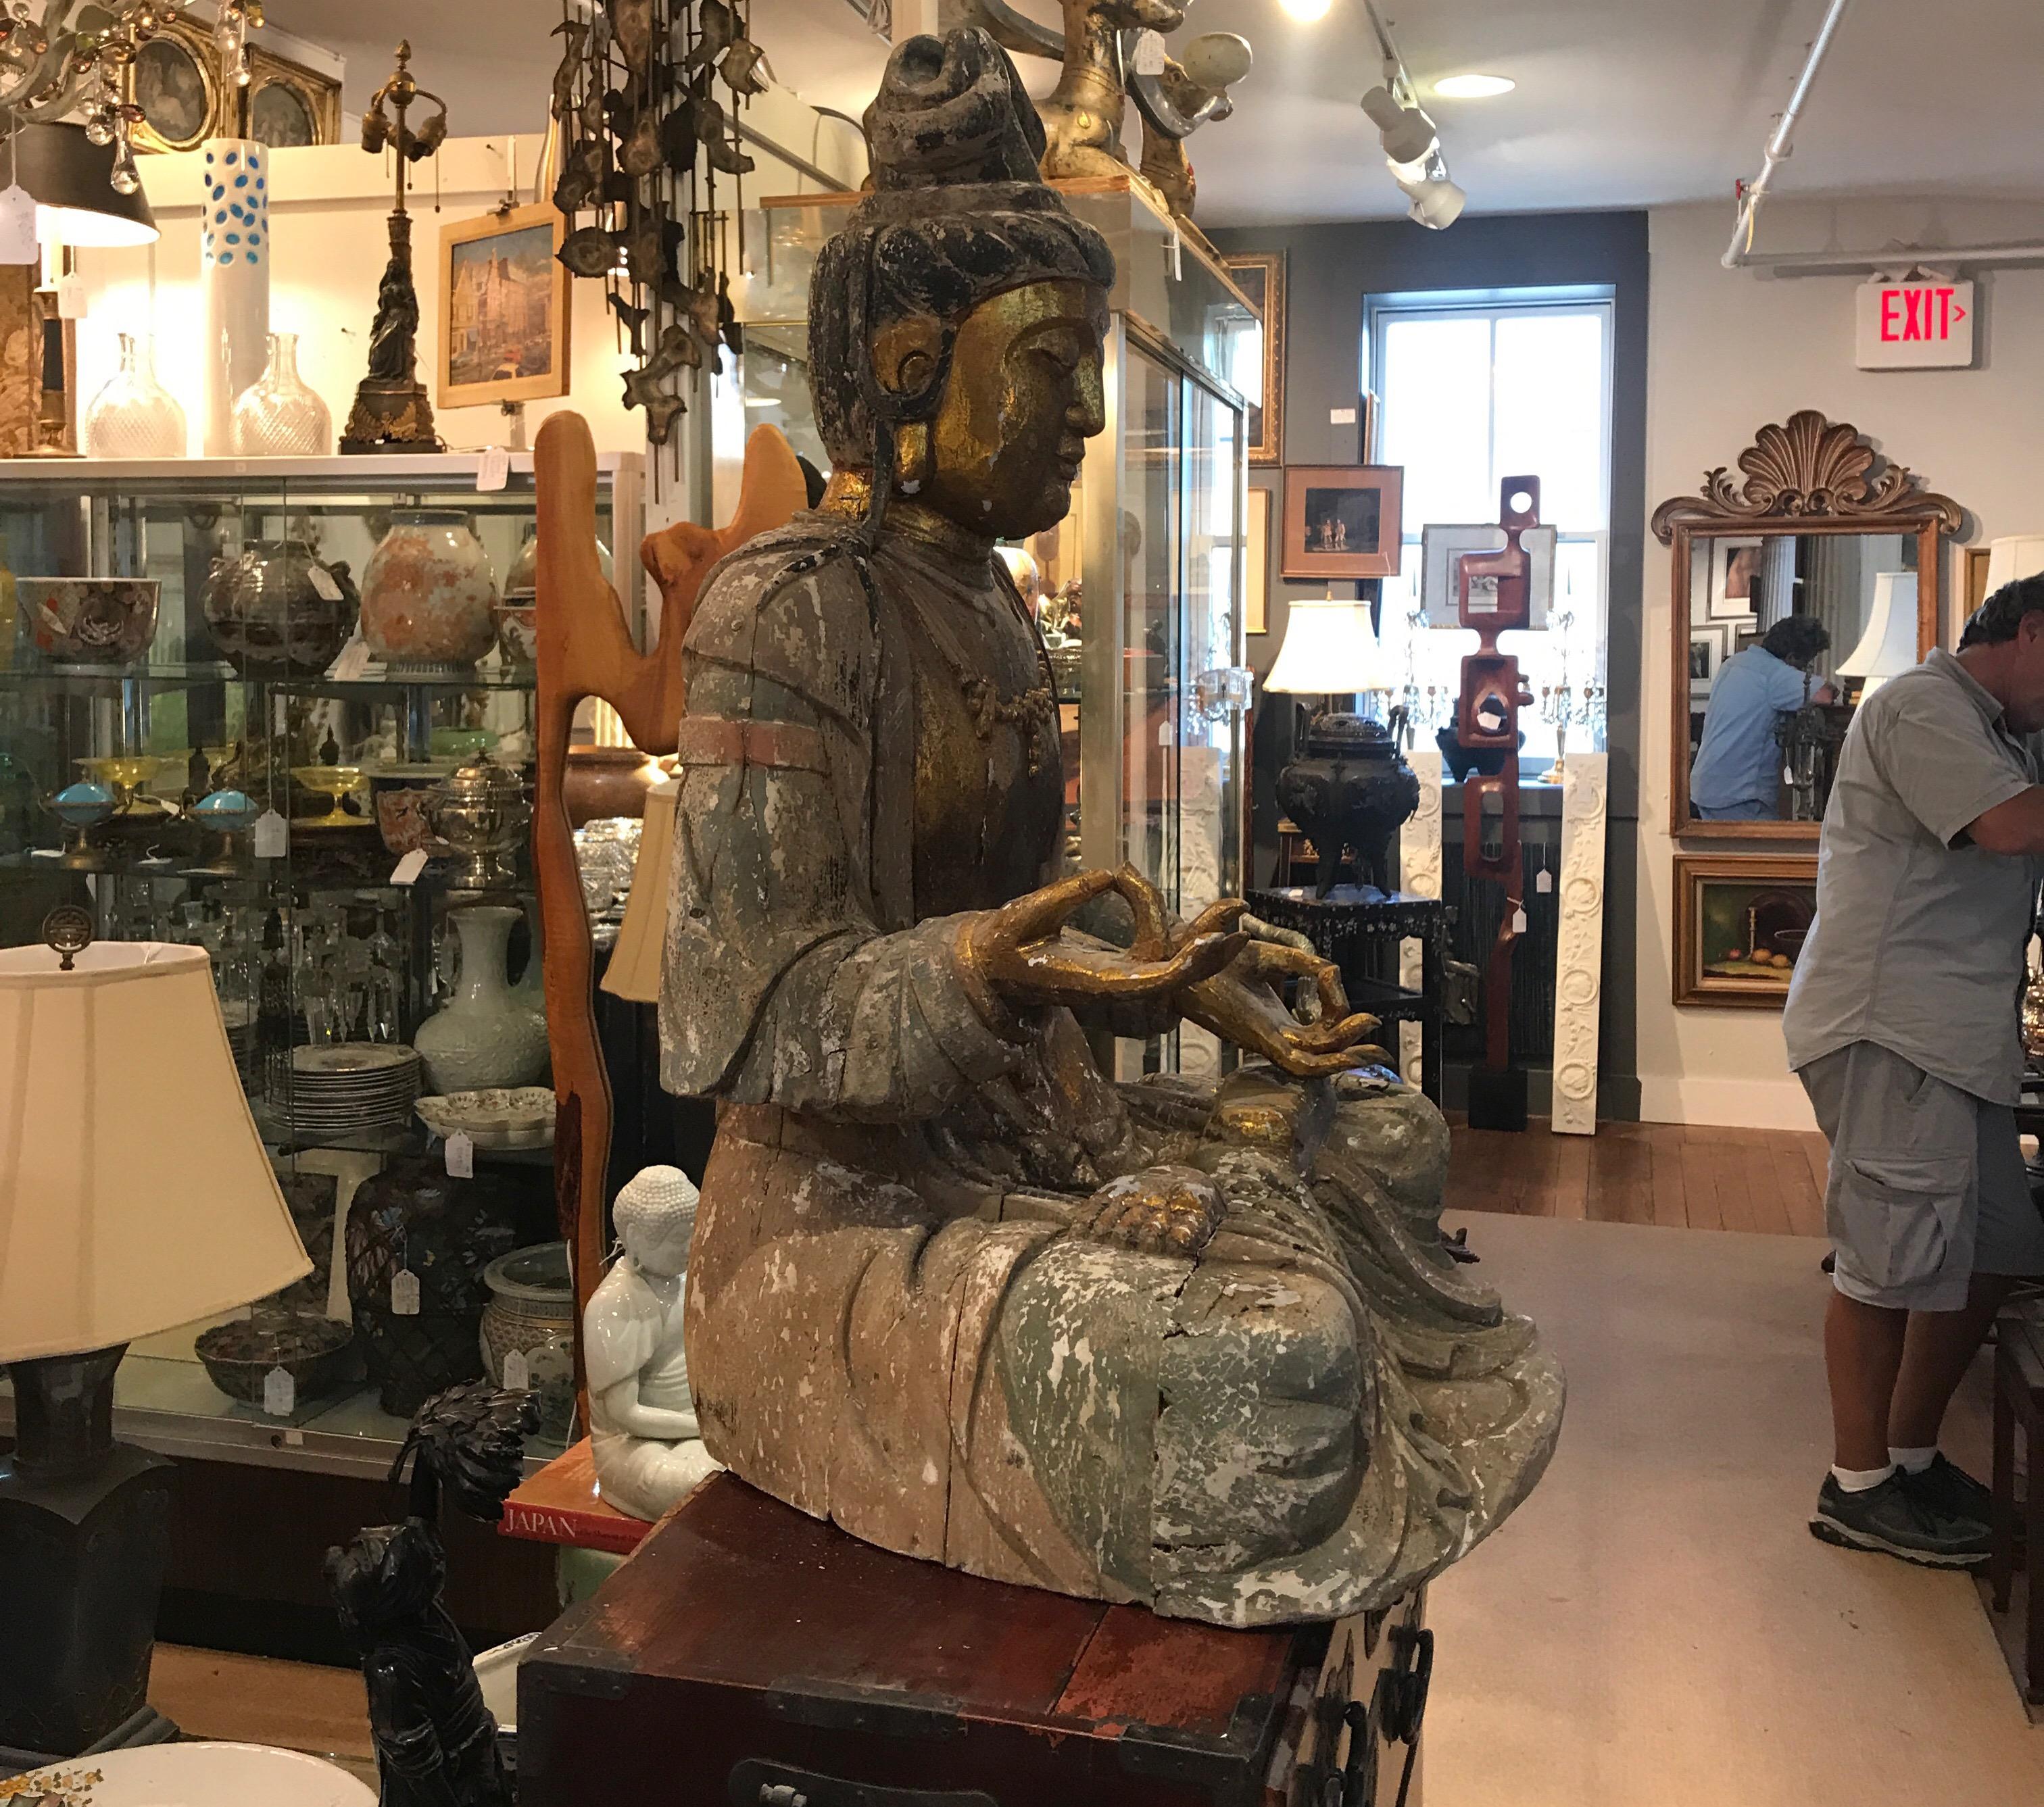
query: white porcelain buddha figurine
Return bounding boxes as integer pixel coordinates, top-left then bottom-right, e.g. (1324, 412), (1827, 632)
(585, 1164), (721, 1520)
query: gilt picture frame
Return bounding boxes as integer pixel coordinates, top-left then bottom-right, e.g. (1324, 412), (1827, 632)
(1673, 853), (1820, 1009)
(439, 203), (573, 410)
(1224, 251), (1285, 467)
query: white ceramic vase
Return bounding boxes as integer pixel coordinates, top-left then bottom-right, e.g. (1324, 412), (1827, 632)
(198, 138), (271, 456)
(415, 904), (550, 1093)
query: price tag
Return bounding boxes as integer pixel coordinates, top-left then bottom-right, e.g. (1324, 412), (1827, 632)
(1783, 764), (1796, 786)
(390, 847), (429, 887)
(307, 564), (343, 603)
(262, 1364), (295, 1416)
(502, 1348), (530, 1391)
(0, 186), (36, 265)
(1535, 868), (1553, 894)
(1131, 28), (1167, 75)
(1329, 406), (1357, 426)
(252, 809), (288, 858)
(445, 1131), (475, 1179)
(1511, 907), (1529, 935)
(477, 446), (511, 492)
(391, 1268), (422, 1316)
(56, 272), (87, 320)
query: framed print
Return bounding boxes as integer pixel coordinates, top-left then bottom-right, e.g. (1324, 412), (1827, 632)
(439, 204), (573, 409)
(126, 21), (218, 153)
(1244, 487), (1271, 634)
(247, 47), (343, 149)
(1708, 536), (1764, 622)
(1673, 854), (1819, 1008)
(1282, 466), (1403, 580)
(1417, 523), (1557, 628)
(1223, 252), (1284, 466)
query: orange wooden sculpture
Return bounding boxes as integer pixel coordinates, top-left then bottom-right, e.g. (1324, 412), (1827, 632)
(531, 412), (807, 1347)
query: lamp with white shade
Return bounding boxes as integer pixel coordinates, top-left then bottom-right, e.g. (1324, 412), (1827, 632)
(1265, 595), (1420, 897)
(1836, 571), (1919, 698)
(0, 929), (310, 1758)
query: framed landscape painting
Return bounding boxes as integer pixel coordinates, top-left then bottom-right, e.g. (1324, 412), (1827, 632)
(439, 203), (573, 410)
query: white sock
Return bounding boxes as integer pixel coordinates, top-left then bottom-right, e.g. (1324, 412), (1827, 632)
(1890, 1445), (1939, 1475)
(1831, 1462), (1896, 1493)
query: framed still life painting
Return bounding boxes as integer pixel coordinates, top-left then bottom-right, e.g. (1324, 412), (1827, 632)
(439, 203), (573, 410)
(1282, 465), (1404, 580)
(1223, 251), (1284, 466)
(1672, 854), (1819, 1008)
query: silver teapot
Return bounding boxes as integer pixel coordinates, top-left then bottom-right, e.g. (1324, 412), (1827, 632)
(427, 756), (529, 889)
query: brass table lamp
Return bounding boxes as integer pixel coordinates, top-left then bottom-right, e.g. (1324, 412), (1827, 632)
(0, 922), (311, 1760)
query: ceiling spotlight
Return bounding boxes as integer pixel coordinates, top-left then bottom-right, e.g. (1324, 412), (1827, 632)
(1360, 86), (1438, 165)
(1433, 73), (1515, 99)
(1394, 152), (1467, 229)
(1279, 0), (1333, 21)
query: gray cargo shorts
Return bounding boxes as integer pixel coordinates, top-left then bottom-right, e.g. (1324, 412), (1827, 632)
(1800, 1040), (2044, 1311)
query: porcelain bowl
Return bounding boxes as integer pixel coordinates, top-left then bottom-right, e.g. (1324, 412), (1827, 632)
(416, 1085), (557, 1148)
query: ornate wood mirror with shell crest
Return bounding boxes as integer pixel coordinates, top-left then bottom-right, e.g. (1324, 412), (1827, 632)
(1653, 411), (1963, 841)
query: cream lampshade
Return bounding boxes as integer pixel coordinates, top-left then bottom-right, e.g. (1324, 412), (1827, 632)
(0, 940), (310, 1362)
(1984, 536), (2044, 595)
(1265, 595), (1396, 695)
(602, 774), (678, 1004)
(1837, 572), (1919, 698)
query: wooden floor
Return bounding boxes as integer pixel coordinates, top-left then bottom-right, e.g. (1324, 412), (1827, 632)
(1450, 1119), (1828, 1238)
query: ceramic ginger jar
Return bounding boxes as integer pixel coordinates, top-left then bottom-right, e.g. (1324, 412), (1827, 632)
(360, 509), (498, 671)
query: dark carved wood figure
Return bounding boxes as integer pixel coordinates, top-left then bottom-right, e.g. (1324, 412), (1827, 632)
(326, 1385), (539, 1807)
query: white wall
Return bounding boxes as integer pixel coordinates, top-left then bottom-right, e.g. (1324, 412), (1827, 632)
(1637, 197), (2044, 1126)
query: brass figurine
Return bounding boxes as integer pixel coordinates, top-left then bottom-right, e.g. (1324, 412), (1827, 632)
(654, 30), (1561, 1629)
(341, 42), (447, 455)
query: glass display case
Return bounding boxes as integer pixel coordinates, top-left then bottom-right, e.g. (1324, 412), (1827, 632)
(716, 177), (1255, 1079)
(0, 451), (644, 1477)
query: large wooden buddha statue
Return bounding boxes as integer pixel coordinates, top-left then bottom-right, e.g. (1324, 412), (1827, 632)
(660, 27), (1562, 1626)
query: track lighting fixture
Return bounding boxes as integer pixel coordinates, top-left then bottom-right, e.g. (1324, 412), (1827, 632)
(1358, 0), (1465, 229)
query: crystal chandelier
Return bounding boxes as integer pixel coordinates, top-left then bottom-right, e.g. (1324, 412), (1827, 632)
(1, 2), (264, 195)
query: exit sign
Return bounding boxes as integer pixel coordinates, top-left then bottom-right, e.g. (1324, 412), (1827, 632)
(1856, 278), (1975, 369)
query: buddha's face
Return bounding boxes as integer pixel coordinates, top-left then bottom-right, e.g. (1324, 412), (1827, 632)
(879, 279), (1109, 541)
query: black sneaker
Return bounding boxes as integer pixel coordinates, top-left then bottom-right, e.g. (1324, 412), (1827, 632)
(1898, 1454), (1994, 1527)
(1809, 1472), (1990, 1568)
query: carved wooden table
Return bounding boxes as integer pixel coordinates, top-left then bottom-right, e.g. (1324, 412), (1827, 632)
(518, 1472), (1430, 1807)
(1248, 887), (1451, 1104)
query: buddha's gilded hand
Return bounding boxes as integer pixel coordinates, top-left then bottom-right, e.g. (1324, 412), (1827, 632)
(1179, 934), (1389, 1080)
(1069, 1165), (1226, 1258)
(957, 866), (1244, 1019)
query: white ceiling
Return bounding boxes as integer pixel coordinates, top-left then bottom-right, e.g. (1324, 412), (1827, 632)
(260, 0), (2044, 227)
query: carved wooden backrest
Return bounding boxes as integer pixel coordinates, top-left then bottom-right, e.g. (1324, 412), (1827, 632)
(531, 414), (807, 1389)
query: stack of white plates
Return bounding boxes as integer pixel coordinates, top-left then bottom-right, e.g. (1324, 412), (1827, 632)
(287, 1042), (422, 1139)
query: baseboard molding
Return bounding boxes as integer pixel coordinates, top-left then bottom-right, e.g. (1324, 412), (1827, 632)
(1637, 1073), (1818, 1131)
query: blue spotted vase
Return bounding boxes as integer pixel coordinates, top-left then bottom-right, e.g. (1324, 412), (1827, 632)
(199, 139), (272, 455)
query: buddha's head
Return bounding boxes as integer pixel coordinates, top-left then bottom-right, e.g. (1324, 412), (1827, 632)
(810, 30), (1115, 542)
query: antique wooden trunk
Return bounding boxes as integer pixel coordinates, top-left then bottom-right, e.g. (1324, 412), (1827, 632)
(518, 1474), (1428, 1807)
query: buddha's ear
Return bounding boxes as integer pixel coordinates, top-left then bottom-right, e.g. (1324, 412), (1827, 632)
(871, 313), (947, 401)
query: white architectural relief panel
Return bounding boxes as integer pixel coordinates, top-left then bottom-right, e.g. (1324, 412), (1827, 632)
(1550, 753), (1608, 1136)
(1397, 751), (1444, 1087)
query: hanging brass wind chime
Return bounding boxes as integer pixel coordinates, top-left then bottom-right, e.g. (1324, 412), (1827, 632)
(548, 0), (765, 450)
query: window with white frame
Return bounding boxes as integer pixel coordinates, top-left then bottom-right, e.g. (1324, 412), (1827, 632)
(1369, 295), (1613, 762)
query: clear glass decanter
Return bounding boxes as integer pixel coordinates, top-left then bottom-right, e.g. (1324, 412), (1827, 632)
(231, 332), (333, 457)
(84, 333), (187, 459)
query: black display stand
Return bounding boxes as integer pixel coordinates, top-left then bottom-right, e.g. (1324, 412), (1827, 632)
(1248, 886), (1451, 1104)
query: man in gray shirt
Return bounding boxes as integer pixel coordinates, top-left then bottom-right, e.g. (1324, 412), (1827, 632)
(1784, 574), (2044, 1566)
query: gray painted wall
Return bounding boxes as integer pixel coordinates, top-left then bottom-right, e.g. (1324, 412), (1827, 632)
(1207, 209), (1649, 1111)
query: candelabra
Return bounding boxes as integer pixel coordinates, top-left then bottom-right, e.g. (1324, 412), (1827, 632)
(1395, 598), (1455, 750)
(1534, 605), (1606, 783)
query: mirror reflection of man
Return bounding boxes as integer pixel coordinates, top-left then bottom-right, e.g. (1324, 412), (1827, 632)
(1691, 616), (1834, 820)
(1785, 576), (2044, 1566)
